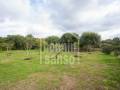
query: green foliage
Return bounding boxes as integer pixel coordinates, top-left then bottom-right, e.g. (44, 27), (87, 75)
(114, 50), (120, 56)
(25, 34), (35, 50)
(60, 33), (79, 51)
(0, 51), (120, 90)
(101, 43), (113, 54)
(0, 35), (35, 51)
(60, 33), (79, 43)
(112, 37), (120, 56)
(39, 39), (48, 48)
(6, 35), (26, 50)
(0, 32), (120, 56)
(80, 32), (101, 51)
(46, 36), (59, 44)
(101, 37), (120, 56)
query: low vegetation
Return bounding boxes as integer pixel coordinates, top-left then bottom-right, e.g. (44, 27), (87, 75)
(0, 32), (120, 90)
(0, 51), (120, 90)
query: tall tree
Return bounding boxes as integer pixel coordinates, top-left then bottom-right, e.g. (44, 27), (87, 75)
(60, 33), (79, 43)
(101, 37), (120, 56)
(46, 36), (60, 44)
(60, 33), (79, 51)
(34, 38), (48, 51)
(80, 32), (101, 51)
(6, 35), (26, 50)
(25, 34), (35, 55)
(112, 37), (120, 56)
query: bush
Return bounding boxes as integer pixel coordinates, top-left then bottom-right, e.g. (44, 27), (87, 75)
(114, 50), (120, 56)
(101, 44), (112, 54)
(113, 46), (120, 56)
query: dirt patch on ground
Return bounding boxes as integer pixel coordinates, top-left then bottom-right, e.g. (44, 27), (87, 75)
(7, 78), (38, 90)
(3, 74), (77, 90)
(0, 72), (105, 90)
(59, 75), (76, 90)
(1, 72), (55, 90)
(0, 72), (62, 90)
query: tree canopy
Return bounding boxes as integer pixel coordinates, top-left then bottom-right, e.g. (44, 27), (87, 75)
(0, 32), (119, 57)
(60, 33), (79, 43)
(46, 36), (60, 44)
(80, 32), (101, 51)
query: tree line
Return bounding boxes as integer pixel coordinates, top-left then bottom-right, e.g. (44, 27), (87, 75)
(0, 32), (120, 56)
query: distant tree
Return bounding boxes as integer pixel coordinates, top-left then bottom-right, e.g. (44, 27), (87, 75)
(0, 37), (16, 51)
(112, 37), (120, 56)
(25, 34), (35, 55)
(101, 39), (113, 45)
(0, 37), (5, 51)
(0, 37), (4, 43)
(80, 32), (101, 51)
(46, 36), (60, 44)
(60, 33), (79, 43)
(25, 34), (34, 49)
(101, 43), (113, 54)
(0, 43), (7, 51)
(6, 35), (26, 50)
(101, 37), (120, 56)
(34, 38), (48, 51)
(60, 33), (79, 51)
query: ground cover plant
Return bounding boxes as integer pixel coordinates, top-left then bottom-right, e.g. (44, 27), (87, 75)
(0, 32), (120, 90)
(0, 50), (120, 90)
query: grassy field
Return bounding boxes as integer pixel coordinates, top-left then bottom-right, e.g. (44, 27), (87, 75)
(0, 50), (120, 90)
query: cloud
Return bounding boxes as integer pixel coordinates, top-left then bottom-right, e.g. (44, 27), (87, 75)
(99, 27), (120, 40)
(46, 0), (120, 39)
(0, 0), (63, 37)
(0, 0), (31, 19)
(0, 0), (120, 39)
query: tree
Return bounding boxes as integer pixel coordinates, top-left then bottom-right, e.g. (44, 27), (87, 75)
(112, 37), (120, 56)
(101, 43), (113, 54)
(60, 33), (79, 51)
(25, 34), (35, 55)
(0, 37), (5, 51)
(34, 38), (48, 51)
(46, 36), (60, 44)
(25, 34), (34, 49)
(6, 35), (26, 50)
(60, 33), (79, 43)
(80, 32), (101, 51)
(101, 37), (120, 56)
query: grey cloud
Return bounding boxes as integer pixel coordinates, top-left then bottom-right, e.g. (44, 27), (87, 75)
(45, 0), (120, 38)
(0, 0), (120, 39)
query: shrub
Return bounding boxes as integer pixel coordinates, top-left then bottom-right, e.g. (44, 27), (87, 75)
(101, 44), (112, 54)
(113, 46), (120, 56)
(114, 51), (120, 56)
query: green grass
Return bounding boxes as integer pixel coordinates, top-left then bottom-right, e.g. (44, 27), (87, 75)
(0, 50), (120, 90)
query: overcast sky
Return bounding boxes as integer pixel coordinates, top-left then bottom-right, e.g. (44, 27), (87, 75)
(0, 0), (120, 39)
